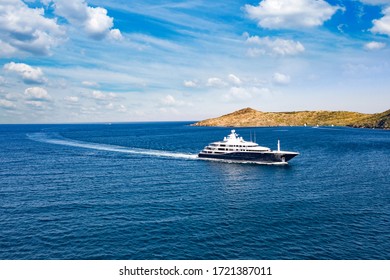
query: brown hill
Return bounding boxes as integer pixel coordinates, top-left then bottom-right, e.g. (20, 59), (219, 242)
(350, 109), (390, 129)
(192, 108), (390, 129)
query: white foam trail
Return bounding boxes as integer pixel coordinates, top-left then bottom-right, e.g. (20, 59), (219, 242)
(27, 132), (198, 160)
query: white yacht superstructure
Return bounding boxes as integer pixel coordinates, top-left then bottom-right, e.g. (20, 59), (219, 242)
(198, 130), (298, 164)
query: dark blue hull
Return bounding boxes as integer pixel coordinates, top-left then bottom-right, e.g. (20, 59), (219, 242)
(198, 151), (298, 163)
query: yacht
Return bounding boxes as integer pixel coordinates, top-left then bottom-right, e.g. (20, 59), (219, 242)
(198, 130), (299, 164)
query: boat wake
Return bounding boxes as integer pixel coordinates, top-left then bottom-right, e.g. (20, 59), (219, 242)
(27, 132), (198, 160)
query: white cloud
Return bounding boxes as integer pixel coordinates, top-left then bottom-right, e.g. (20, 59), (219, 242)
(245, 0), (341, 29)
(109, 29), (123, 41)
(0, 0), (65, 57)
(273, 72), (291, 85)
(161, 94), (176, 105)
(91, 90), (117, 100)
(228, 74), (242, 85)
(4, 62), (47, 84)
(364, 41), (386, 50)
(0, 99), (16, 109)
(104, 102), (127, 112)
(183, 80), (198, 88)
(84, 7), (114, 39)
(160, 95), (192, 107)
(246, 35), (305, 56)
(24, 87), (51, 101)
(82, 81), (99, 87)
(53, 0), (122, 40)
(25, 100), (46, 108)
(206, 77), (228, 87)
(64, 96), (79, 103)
(371, 7), (390, 36)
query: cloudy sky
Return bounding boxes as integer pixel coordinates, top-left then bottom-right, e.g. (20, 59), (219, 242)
(0, 0), (389, 123)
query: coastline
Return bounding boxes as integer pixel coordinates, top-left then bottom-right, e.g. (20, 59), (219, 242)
(191, 108), (390, 130)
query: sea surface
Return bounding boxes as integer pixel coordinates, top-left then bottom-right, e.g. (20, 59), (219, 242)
(1, 122), (389, 259)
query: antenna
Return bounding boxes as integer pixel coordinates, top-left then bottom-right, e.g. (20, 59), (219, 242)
(254, 131), (256, 143)
(277, 140), (280, 152)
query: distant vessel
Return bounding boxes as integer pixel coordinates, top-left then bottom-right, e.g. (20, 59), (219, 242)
(198, 130), (299, 164)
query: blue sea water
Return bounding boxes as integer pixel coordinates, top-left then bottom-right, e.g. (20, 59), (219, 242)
(0, 122), (389, 260)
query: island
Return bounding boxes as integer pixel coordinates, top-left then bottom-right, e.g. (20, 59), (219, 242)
(192, 108), (390, 129)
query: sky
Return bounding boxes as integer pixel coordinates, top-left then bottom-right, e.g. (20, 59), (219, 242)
(0, 0), (390, 123)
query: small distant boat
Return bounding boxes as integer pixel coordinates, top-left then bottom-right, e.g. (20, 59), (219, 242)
(198, 130), (299, 164)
